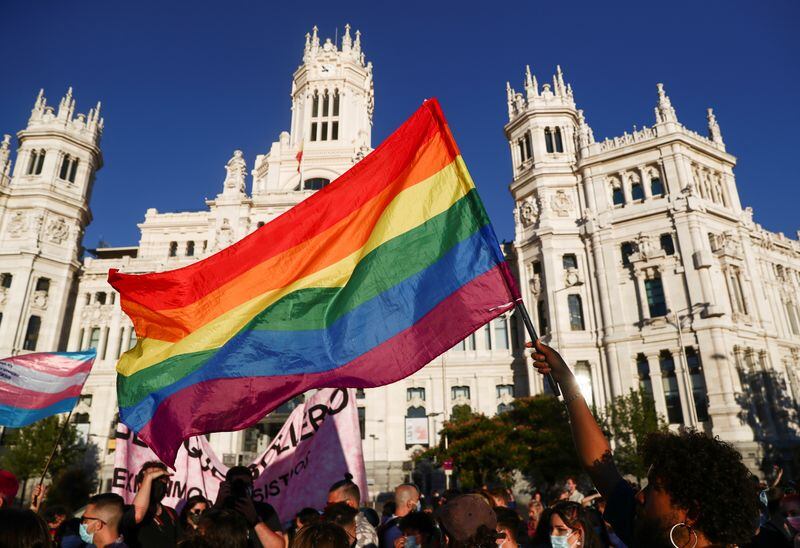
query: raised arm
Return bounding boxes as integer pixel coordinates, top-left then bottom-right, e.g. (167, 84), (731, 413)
(529, 339), (623, 498)
(132, 468), (168, 523)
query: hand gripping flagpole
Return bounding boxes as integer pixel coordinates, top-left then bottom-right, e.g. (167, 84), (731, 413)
(514, 300), (561, 398)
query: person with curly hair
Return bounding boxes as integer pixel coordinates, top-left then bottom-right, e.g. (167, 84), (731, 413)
(530, 340), (760, 547)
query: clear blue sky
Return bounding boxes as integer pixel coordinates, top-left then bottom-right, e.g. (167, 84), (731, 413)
(2, 1), (798, 247)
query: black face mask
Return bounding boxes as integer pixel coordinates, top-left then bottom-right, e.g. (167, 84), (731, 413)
(151, 480), (168, 503)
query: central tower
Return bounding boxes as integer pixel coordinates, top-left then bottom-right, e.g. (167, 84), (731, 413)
(252, 25), (374, 195)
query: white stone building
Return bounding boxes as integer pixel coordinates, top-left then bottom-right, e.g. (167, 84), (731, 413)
(505, 65), (800, 468)
(1, 28), (798, 497)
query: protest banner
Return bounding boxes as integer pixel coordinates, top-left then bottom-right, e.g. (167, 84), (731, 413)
(112, 387), (367, 522)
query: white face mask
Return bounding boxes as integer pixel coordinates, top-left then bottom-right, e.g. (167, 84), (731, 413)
(550, 528), (576, 548)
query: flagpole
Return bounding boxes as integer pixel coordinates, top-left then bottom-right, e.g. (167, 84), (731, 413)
(514, 300), (561, 397)
(35, 407), (75, 497)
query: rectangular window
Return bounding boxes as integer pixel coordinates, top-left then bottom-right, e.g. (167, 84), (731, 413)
(322, 94), (329, 116)
(496, 384), (514, 399)
(0, 273), (11, 289)
(636, 354), (654, 399)
(186, 241), (195, 257)
(35, 151), (45, 175)
(562, 254), (577, 270)
(358, 407), (365, 440)
(645, 278), (668, 317)
(100, 327), (109, 360)
(650, 177), (664, 196)
(660, 233), (675, 255)
(494, 317), (509, 350)
(68, 158), (78, 182)
(310, 122), (318, 141)
(60, 156), (70, 179)
(407, 387), (426, 401)
(537, 299), (549, 333)
(483, 324), (492, 350)
(331, 121), (339, 141)
(23, 316), (41, 351)
(574, 361), (593, 407)
(510, 312), (520, 350)
(568, 294), (585, 330)
(27, 151), (38, 175)
(88, 327), (101, 350)
(786, 302), (800, 336)
(621, 242), (635, 265)
(544, 128), (554, 153)
(686, 348), (709, 422)
(321, 122), (328, 141)
(168, 242), (177, 257)
(451, 386), (470, 400)
(35, 278), (50, 293)
(524, 133), (532, 160)
(660, 351), (684, 424)
(631, 183), (644, 201)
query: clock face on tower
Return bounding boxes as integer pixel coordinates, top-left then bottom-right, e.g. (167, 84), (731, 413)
(320, 64), (333, 74)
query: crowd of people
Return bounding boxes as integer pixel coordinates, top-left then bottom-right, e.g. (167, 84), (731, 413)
(0, 341), (799, 547)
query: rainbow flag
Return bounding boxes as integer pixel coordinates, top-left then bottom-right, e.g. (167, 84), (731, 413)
(0, 351), (96, 427)
(109, 99), (519, 465)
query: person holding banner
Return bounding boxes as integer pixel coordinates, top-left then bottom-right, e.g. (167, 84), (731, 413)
(529, 340), (760, 548)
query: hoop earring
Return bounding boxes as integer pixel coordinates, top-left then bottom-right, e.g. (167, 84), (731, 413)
(669, 522), (698, 548)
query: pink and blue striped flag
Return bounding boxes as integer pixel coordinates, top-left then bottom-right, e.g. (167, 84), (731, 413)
(0, 351), (96, 427)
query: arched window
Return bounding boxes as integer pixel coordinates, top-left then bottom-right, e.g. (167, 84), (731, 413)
(544, 127), (554, 153)
(406, 406), (426, 418)
(27, 150), (38, 175)
(59, 155), (79, 182)
(60, 155), (70, 179)
(303, 178), (330, 190)
(35, 150), (45, 175)
(612, 184), (625, 206)
(567, 294), (585, 330)
(650, 176), (664, 197)
(660, 350), (684, 424)
(186, 241), (195, 257)
(518, 132), (533, 163)
(168, 241), (177, 257)
(23, 315), (41, 351)
(554, 127), (564, 153)
(631, 181), (644, 201)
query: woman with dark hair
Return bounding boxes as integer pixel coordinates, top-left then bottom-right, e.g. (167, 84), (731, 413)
(0, 507), (53, 547)
(530, 340), (761, 547)
(545, 501), (603, 548)
(179, 495), (209, 534)
(291, 520), (351, 548)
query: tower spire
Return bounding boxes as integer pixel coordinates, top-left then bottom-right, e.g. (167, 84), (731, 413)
(556, 65), (566, 96)
(311, 25), (320, 53)
(707, 107), (724, 147)
(524, 65), (538, 98)
(655, 83), (678, 124)
(354, 29), (361, 54)
(506, 81), (516, 119)
(342, 23), (352, 53)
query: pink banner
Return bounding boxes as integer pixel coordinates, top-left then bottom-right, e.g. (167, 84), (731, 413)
(112, 388), (367, 523)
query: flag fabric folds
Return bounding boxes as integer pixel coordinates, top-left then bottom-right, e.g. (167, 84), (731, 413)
(109, 98), (520, 465)
(0, 351), (96, 427)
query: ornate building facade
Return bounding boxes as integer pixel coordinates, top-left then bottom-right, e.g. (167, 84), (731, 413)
(0, 28), (522, 495)
(1, 30), (798, 496)
(505, 66), (800, 466)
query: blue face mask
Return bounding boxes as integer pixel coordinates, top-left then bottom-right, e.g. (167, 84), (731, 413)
(550, 531), (573, 548)
(79, 522), (95, 544)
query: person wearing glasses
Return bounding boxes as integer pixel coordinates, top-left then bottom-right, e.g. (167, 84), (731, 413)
(81, 493), (128, 547)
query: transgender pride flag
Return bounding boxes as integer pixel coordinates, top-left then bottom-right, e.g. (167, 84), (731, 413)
(0, 351), (96, 427)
